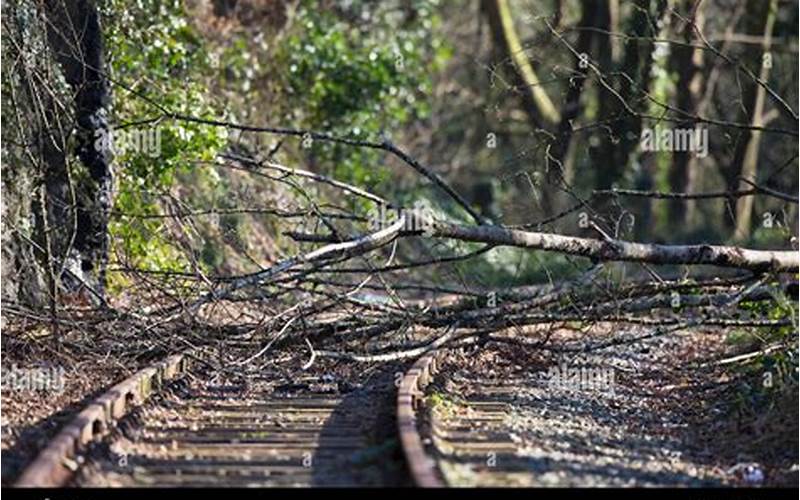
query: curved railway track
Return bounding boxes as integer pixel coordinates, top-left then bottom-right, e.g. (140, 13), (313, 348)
(399, 330), (753, 487)
(397, 349), (549, 487)
(398, 348), (580, 487)
(12, 328), (777, 487)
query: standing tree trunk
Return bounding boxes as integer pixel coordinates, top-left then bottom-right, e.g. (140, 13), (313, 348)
(2, 0), (71, 308)
(733, 0), (777, 242)
(550, 0), (604, 183)
(481, 0), (561, 130)
(667, 0), (706, 230)
(43, 0), (113, 298)
(723, 0), (773, 236)
(591, 0), (666, 192)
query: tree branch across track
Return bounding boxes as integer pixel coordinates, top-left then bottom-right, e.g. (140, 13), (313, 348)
(430, 221), (798, 273)
(132, 112), (796, 307)
(184, 215), (408, 312)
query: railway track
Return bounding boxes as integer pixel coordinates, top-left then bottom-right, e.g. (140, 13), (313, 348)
(10, 328), (771, 487)
(398, 348), (577, 487)
(13, 345), (543, 488)
(15, 353), (191, 487)
(15, 347), (405, 487)
(398, 330), (742, 487)
(397, 349), (522, 487)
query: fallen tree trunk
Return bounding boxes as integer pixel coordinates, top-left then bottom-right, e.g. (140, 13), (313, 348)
(430, 222), (798, 273)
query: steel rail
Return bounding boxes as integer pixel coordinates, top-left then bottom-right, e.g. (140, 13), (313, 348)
(15, 354), (192, 487)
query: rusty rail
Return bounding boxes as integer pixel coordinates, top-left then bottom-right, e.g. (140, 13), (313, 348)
(396, 349), (445, 488)
(15, 353), (192, 487)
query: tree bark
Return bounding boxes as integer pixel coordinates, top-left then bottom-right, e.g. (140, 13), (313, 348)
(733, 0), (777, 241)
(481, 0), (560, 129)
(2, 0), (67, 307)
(550, 0), (598, 179)
(723, 0), (772, 234)
(667, 0), (705, 229)
(593, 0), (667, 191)
(431, 221), (798, 273)
(43, 0), (113, 297)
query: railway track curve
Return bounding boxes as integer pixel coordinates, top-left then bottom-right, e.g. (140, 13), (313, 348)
(13, 327), (784, 488)
(15, 354), (192, 487)
(396, 329), (768, 487)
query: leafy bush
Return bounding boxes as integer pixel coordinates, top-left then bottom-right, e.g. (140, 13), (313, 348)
(729, 291), (798, 415)
(275, 0), (450, 193)
(101, 0), (453, 285)
(102, 0), (227, 285)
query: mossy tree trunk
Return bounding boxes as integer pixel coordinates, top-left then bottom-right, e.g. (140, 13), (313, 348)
(1, 0), (112, 309)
